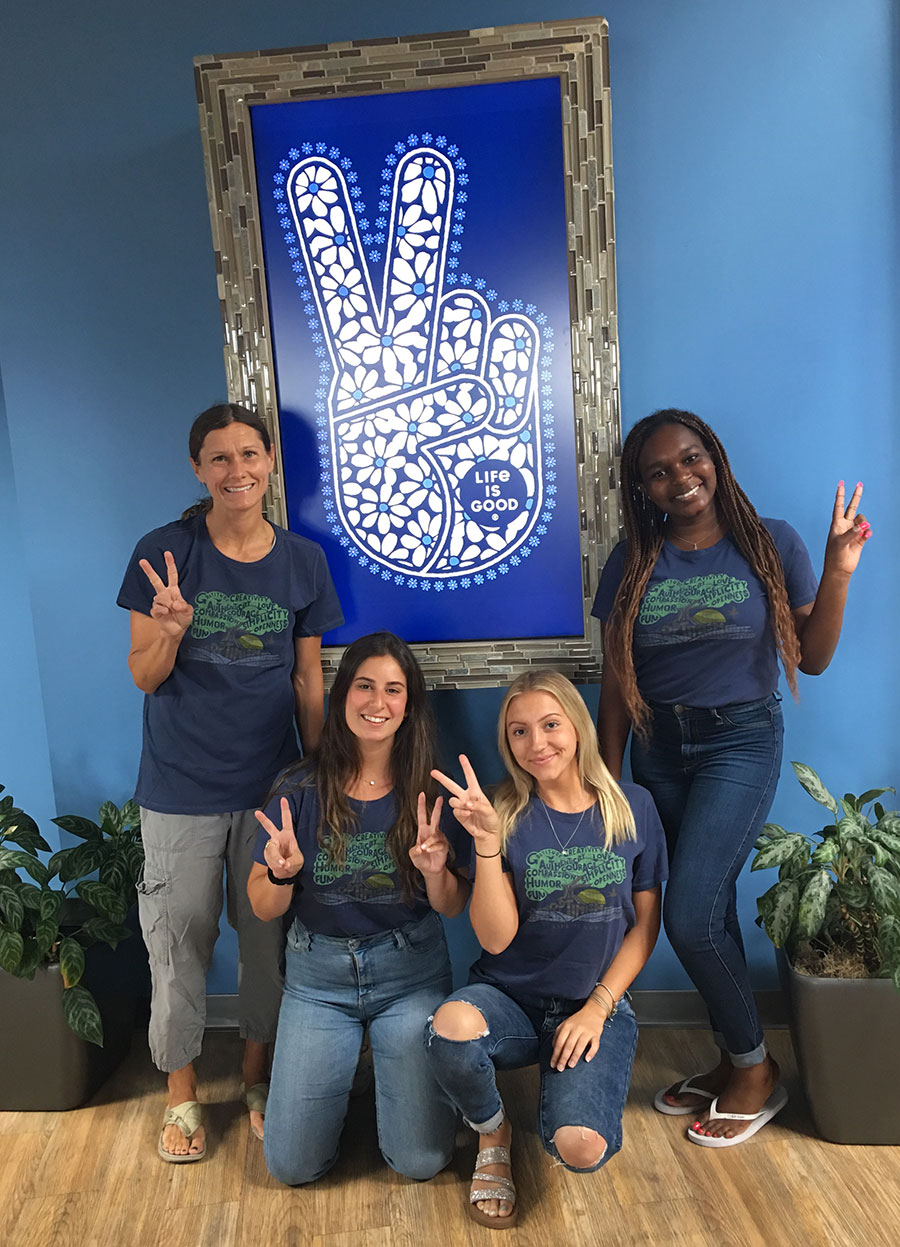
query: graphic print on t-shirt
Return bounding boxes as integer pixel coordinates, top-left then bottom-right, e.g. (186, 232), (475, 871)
(311, 831), (398, 905)
(523, 845), (626, 922)
(639, 573), (753, 647)
(182, 590), (291, 666)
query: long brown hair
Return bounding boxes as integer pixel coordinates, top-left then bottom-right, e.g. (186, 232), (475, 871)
(494, 669), (636, 849)
(604, 409), (801, 735)
(278, 632), (435, 898)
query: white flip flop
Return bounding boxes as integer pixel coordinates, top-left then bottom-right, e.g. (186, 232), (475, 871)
(653, 1075), (717, 1116)
(687, 1084), (788, 1148)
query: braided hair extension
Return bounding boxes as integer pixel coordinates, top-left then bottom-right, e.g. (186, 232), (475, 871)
(604, 409), (801, 735)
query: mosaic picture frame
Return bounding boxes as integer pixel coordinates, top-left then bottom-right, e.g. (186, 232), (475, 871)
(194, 18), (622, 688)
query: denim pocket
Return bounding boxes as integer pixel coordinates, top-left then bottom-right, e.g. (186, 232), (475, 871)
(720, 695), (782, 729)
(286, 918), (311, 954)
(401, 911), (444, 954)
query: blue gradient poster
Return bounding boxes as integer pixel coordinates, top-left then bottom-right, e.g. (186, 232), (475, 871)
(250, 76), (582, 644)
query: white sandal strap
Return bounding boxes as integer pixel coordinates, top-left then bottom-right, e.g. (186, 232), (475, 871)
(706, 1096), (764, 1122)
(676, 1076), (715, 1101)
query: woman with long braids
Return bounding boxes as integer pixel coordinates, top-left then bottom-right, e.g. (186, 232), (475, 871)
(592, 409), (871, 1147)
(247, 631), (468, 1186)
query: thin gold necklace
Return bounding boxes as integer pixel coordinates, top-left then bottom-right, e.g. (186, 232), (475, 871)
(666, 522), (724, 551)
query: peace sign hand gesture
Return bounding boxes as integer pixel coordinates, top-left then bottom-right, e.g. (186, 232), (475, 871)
(431, 755), (501, 856)
(409, 793), (451, 877)
(139, 551), (194, 639)
(255, 797), (304, 880)
(824, 481), (872, 577)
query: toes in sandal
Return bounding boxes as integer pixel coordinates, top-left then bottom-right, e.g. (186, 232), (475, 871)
(158, 1100), (206, 1163)
(687, 1084), (788, 1148)
(468, 1144), (518, 1229)
(653, 1074), (717, 1116)
(240, 1081), (269, 1141)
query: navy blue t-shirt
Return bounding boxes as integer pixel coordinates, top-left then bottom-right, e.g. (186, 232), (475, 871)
(117, 514), (343, 814)
(591, 519), (817, 707)
(253, 784), (460, 937)
(458, 784), (667, 1003)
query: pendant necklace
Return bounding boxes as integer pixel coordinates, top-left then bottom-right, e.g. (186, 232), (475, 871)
(539, 798), (592, 855)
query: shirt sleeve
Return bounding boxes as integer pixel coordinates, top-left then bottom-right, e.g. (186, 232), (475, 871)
(590, 540), (627, 622)
(627, 785), (669, 891)
(766, 519), (818, 609)
(292, 543), (345, 638)
(116, 532), (161, 616)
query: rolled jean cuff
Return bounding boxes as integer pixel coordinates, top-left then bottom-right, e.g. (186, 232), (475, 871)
(464, 1106), (505, 1134)
(727, 1038), (768, 1068)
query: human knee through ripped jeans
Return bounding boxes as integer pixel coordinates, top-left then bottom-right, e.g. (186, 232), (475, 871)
(424, 981), (638, 1172)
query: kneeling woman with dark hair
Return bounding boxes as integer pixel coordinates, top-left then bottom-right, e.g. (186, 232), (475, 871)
(426, 670), (667, 1229)
(248, 631), (469, 1186)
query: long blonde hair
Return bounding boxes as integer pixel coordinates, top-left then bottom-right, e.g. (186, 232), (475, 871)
(494, 670), (636, 850)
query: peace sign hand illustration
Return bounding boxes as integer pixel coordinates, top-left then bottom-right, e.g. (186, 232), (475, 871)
(139, 551), (194, 640)
(284, 144), (545, 580)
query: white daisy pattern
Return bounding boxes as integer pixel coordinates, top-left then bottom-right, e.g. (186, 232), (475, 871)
(280, 138), (555, 582)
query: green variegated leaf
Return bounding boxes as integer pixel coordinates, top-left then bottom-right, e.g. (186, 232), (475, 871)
(52, 815), (101, 842)
(759, 879), (800, 947)
(870, 840), (890, 867)
(795, 870), (832, 939)
(810, 837), (839, 866)
(752, 836), (808, 872)
(0, 849), (51, 886)
(82, 916), (128, 946)
(16, 937), (41, 979)
(875, 812), (900, 837)
(3, 816), (51, 854)
(34, 915), (59, 959)
(120, 800), (140, 830)
(878, 916), (900, 966)
(757, 823), (790, 844)
(76, 880), (126, 921)
(56, 842), (106, 883)
(835, 881), (869, 909)
(58, 935), (85, 988)
(19, 882), (43, 911)
(839, 797), (858, 819)
(870, 867), (900, 915)
(792, 762), (839, 813)
(0, 925), (25, 972)
(62, 985), (104, 1046)
(893, 964), (900, 997)
(40, 890), (62, 921)
(98, 801), (123, 836)
(869, 829), (900, 856)
(98, 857), (127, 892)
(0, 885), (24, 930)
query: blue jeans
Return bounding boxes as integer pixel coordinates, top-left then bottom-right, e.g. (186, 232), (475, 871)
(631, 694), (784, 1062)
(424, 982), (638, 1171)
(264, 910), (456, 1185)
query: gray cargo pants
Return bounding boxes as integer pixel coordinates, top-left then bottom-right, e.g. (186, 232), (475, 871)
(138, 807), (284, 1073)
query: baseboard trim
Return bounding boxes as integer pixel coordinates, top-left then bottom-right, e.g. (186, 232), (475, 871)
(206, 989), (788, 1030)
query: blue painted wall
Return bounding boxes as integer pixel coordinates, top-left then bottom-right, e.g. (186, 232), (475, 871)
(2, 0), (895, 992)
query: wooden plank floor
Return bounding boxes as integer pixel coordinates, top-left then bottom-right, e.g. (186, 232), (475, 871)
(1, 1027), (898, 1247)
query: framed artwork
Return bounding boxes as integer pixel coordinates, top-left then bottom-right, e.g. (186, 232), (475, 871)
(195, 19), (623, 687)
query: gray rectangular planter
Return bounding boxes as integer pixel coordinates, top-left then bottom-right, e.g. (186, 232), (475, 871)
(0, 964), (135, 1111)
(779, 951), (900, 1144)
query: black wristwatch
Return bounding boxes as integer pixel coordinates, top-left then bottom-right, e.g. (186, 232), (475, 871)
(267, 866), (299, 886)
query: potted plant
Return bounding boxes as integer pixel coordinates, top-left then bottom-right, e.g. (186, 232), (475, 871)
(0, 786), (146, 1110)
(752, 762), (900, 1143)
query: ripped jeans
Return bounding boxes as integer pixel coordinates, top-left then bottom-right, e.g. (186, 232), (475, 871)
(424, 982), (638, 1171)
